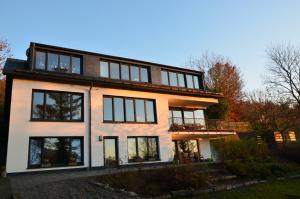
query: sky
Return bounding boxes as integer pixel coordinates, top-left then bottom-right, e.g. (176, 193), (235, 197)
(1, 0), (300, 91)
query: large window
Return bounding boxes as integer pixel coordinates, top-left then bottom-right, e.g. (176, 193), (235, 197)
(161, 70), (203, 89)
(28, 137), (83, 168)
(31, 90), (84, 121)
(169, 108), (206, 129)
(99, 60), (150, 83)
(127, 137), (159, 162)
(103, 96), (156, 123)
(35, 51), (81, 74)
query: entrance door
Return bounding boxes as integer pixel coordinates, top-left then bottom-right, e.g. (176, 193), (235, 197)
(103, 137), (118, 167)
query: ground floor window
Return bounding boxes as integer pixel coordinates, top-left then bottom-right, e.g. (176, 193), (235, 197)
(127, 136), (159, 162)
(28, 137), (83, 168)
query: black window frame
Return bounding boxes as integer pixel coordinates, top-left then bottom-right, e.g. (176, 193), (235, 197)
(99, 59), (151, 83)
(127, 136), (160, 163)
(27, 136), (84, 169)
(161, 69), (204, 90)
(103, 95), (157, 124)
(169, 107), (206, 128)
(34, 50), (83, 75)
(30, 89), (84, 122)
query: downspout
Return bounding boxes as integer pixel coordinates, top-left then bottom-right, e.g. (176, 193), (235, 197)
(88, 83), (93, 170)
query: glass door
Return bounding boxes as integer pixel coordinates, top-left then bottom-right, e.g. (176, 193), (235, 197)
(103, 137), (118, 167)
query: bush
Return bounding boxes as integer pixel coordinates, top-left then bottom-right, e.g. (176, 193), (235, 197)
(96, 165), (208, 197)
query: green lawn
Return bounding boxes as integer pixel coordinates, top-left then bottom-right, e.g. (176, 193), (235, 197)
(175, 178), (300, 199)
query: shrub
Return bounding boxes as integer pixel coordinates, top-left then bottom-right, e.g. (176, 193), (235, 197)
(277, 142), (300, 164)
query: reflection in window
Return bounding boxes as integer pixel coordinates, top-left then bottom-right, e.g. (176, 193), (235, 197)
(193, 76), (199, 89)
(169, 108), (206, 128)
(35, 51), (81, 74)
(32, 92), (45, 119)
(125, 99), (135, 122)
(128, 138), (137, 161)
(186, 75), (194, 89)
(31, 90), (83, 121)
(103, 96), (156, 123)
(35, 52), (46, 70)
(121, 65), (129, 80)
(178, 73), (185, 87)
(100, 61), (109, 78)
(103, 97), (113, 121)
(47, 53), (59, 71)
(29, 139), (42, 165)
(140, 68), (149, 82)
(127, 137), (159, 162)
(161, 71), (169, 85)
(110, 63), (120, 79)
(72, 57), (81, 74)
(60, 55), (71, 72)
(114, 97), (124, 122)
(28, 137), (83, 168)
(169, 72), (178, 87)
(45, 92), (60, 120)
(130, 66), (139, 81)
(135, 99), (145, 122)
(146, 101), (155, 122)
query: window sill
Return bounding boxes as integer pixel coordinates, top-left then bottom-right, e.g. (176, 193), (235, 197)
(30, 119), (84, 123)
(103, 121), (157, 124)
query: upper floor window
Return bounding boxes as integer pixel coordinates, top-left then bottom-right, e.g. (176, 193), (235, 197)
(161, 70), (203, 90)
(103, 96), (156, 123)
(31, 90), (84, 121)
(35, 51), (81, 74)
(99, 60), (150, 83)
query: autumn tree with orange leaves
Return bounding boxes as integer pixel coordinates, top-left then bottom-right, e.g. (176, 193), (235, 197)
(189, 53), (244, 121)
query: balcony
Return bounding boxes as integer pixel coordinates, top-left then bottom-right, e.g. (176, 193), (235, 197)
(169, 117), (206, 131)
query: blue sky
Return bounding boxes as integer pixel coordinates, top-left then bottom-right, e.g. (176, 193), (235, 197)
(1, 0), (300, 91)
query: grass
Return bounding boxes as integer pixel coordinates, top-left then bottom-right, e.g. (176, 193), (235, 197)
(174, 178), (300, 199)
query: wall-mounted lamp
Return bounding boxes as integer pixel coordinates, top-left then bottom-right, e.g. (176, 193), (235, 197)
(98, 136), (103, 141)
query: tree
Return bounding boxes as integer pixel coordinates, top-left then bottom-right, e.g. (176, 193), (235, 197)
(265, 43), (300, 107)
(0, 39), (12, 79)
(188, 53), (244, 121)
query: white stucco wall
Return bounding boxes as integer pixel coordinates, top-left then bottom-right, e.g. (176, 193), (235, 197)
(6, 79), (217, 173)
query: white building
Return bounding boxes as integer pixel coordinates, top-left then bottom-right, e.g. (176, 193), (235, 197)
(1, 43), (235, 173)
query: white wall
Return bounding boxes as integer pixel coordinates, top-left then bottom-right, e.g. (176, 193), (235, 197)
(6, 79), (217, 173)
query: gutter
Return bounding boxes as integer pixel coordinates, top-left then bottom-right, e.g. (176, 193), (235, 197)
(88, 83), (93, 170)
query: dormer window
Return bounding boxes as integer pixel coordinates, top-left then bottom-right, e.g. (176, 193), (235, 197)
(161, 69), (203, 90)
(35, 51), (81, 74)
(99, 60), (150, 83)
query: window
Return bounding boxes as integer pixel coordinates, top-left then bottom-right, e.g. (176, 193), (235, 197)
(186, 75), (194, 89)
(31, 90), (84, 121)
(110, 62), (120, 79)
(127, 137), (159, 162)
(103, 96), (156, 123)
(140, 67), (149, 82)
(28, 137), (83, 168)
(35, 52), (46, 70)
(121, 64), (129, 80)
(161, 71), (169, 85)
(169, 72), (178, 87)
(100, 60), (150, 83)
(161, 70), (202, 89)
(169, 108), (206, 129)
(35, 51), (81, 74)
(100, 61), (109, 78)
(178, 73), (185, 87)
(130, 66), (139, 81)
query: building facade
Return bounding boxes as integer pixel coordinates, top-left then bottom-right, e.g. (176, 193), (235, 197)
(2, 43), (235, 173)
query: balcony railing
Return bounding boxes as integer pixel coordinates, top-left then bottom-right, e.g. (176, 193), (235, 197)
(169, 117), (206, 131)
